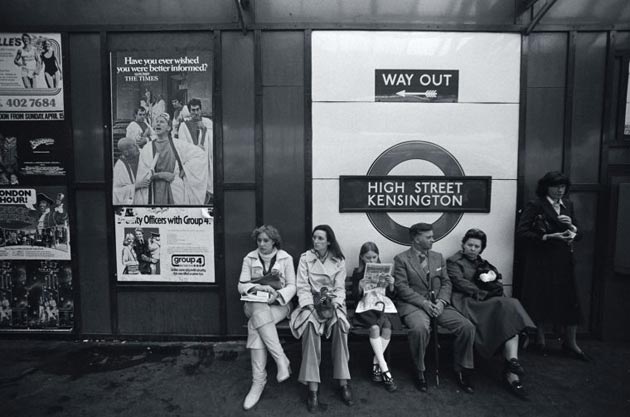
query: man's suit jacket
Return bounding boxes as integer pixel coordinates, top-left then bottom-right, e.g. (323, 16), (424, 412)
(393, 248), (452, 317)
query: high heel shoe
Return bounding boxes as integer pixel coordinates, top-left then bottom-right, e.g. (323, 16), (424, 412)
(504, 374), (528, 400)
(561, 343), (592, 362)
(504, 358), (525, 376)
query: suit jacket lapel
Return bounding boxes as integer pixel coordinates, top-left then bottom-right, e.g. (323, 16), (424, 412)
(407, 249), (429, 288)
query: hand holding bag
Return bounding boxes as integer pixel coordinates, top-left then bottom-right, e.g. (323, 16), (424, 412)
(313, 287), (336, 319)
(473, 259), (504, 299)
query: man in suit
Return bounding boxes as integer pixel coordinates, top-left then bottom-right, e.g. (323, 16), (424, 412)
(393, 222), (475, 393)
(132, 228), (152, 275)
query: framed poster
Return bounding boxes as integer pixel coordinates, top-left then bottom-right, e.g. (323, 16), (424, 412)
(110, 49), (213, 206)
(0, 185), (70, 260)
(0, 33), (64, 121)
(0, 259), (73, 329)
(114, 207), (214, 283)
(0, 122), (69, 185)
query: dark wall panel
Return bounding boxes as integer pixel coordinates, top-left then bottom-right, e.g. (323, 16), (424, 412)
(224, 191), (257, 335)
(262, 87), (305, 258)
(523, 33), (567, 199)
(261, 31), (305, 259)
(117, 291), (220, 334)
(570, 33), (607, 183)
(571, 192), (597, 329)
(262, 32), (304, 87)
(527, 33), (567, 89)
(70, 33), (104, 182)
(76, 191), (111, 334)
(222, 32), (255, 183)
(523, 88), (565, 198)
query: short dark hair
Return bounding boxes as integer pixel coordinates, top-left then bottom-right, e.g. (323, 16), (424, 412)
(409, 223), (433, 240)
(312, 224), (344, 260)
(462, 228), (487, 253)
(251, 225), (282, 249)
(188, 98), (202, 109)
(134, 107), (145, 116)
(536, 171), (571, 198)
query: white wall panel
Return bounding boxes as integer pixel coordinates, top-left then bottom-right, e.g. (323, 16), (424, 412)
(313, 31), (521, 103)
(313, 102), (519, 179)
(312, 31), (521, 286)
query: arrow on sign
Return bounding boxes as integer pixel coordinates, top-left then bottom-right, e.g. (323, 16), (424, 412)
(395, 89), (438, 98)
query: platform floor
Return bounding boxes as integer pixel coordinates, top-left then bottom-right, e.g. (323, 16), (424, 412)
(2, 337), (629, 417)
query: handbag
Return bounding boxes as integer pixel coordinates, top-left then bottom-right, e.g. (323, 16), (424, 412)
(473, 260), (504, 299)
(313, 287), (336, 319)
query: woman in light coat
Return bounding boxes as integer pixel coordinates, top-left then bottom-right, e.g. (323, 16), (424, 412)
(238, 225), (296, 410)
(290, 224), (353, 412)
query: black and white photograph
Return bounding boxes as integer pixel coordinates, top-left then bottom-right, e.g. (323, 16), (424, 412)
(111, 49), (213, 206)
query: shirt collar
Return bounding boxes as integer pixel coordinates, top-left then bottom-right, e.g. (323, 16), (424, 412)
(546, 196), (566, 207)
(411, 246), (428, 259)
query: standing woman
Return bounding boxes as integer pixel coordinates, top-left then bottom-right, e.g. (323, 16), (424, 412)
(238, 225), (296, 410)
(290, 225), (353, 412)
(516, 171), (589, 360)
(40, 39), (62, 88)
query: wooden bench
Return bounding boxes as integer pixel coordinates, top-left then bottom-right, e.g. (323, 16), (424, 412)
(274, 277), (451, 339)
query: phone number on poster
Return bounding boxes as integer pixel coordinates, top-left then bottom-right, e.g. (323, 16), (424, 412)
(1, 98), (58, 108)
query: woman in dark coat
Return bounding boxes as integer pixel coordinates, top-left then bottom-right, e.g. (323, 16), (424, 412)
(516, 171), (588, 361)
(447, 228), (535, 399)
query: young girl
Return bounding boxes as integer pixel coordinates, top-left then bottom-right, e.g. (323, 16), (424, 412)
(351, 242), (400, 392)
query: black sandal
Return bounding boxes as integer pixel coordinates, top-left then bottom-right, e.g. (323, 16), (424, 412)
(371, 363), (383, 382)
(382, 370), (397, 392)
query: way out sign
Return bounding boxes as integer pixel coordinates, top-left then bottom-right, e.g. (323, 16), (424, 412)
(375, 69), (459, 102)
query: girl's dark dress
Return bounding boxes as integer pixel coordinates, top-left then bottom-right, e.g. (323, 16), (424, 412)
(350, 268), (401, 329)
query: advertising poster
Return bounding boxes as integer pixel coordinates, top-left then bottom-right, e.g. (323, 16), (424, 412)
(0, 122), (69, 185)
(0, 185), (70, 260)
(0, 259), (74, 329)
(110, 49), (213, 206)
(0, 33), (64, 121)
(114, 207), (214, 283)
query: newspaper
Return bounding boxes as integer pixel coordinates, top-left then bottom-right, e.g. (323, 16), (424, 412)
(356, 263), (397, 314)
(240, 291), (271, 303)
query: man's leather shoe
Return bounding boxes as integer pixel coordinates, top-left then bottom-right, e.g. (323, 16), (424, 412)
(456, 371), (474, 394)
(415, 373), (428, 392)
(339, 384), (354, 406)
(307, 390), (318, 413)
